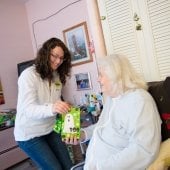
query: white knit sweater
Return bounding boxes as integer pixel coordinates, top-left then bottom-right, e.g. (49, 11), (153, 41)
(14, 66), (62, 141)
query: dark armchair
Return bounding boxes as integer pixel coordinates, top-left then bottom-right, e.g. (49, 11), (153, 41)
(147, 77), (170, 170)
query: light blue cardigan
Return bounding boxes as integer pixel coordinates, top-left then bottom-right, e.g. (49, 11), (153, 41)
(83, 89), (162, 170)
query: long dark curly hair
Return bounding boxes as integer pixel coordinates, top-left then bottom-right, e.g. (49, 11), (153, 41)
(34, 37), (72, 85)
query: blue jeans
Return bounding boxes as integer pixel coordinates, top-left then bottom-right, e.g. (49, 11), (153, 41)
(17, 132), (73, 170)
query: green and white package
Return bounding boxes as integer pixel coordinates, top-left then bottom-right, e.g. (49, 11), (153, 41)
(53, 107), (80, 139)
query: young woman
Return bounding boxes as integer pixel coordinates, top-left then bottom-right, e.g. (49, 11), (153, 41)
(14, 37), (73, 170)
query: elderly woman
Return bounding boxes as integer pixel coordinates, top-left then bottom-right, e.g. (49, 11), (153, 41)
(70, 54), (162, 170)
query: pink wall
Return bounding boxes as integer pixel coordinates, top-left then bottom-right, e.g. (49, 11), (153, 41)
(0, 0), (101, 110)
(0, 0), (34, 110)
(25, 0), (101, 105)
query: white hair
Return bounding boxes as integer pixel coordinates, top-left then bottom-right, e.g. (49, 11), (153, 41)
(97, 54), (147, 92)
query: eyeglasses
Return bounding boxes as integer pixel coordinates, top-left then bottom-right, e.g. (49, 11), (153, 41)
(50, 53), (65, 62)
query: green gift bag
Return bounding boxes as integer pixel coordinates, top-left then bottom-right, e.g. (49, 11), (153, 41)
(53, 107), (80, 140)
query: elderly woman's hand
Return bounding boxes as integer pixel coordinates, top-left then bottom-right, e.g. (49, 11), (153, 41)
(63, 135), (80, 145)
(63, 130), (86, 145)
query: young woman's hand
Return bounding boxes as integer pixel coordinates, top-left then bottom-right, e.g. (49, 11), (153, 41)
(52, 101), (71, 114)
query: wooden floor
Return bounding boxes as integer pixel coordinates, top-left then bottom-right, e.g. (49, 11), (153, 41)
(6, 159), (38, 170)
(6, 145), (85, 170)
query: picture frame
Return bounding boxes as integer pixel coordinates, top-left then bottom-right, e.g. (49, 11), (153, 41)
(0, 79), (5, 105)
(74, 72), (92, 90)
(63, 22), (93, 66)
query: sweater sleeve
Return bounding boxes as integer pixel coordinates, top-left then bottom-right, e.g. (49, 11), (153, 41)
(82, 124), (96, 141)
(17, 68), (55, 119)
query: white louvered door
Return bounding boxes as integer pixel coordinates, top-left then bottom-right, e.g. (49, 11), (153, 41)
(143, 0), (170, 80)
(97, 0), (170, 81)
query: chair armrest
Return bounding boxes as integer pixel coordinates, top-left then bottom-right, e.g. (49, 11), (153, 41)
(147, 139), (170, 170)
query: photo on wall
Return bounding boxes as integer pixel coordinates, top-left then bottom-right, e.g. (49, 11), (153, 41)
(0, 78), (5, 105)
(74, 72), (92, 91)
(63, 22), (93, 66)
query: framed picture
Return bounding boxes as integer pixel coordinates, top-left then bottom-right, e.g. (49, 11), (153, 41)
(0, 78), (5, 105)
(63, 22), (93, 66)
(74, 72), (92, 90)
